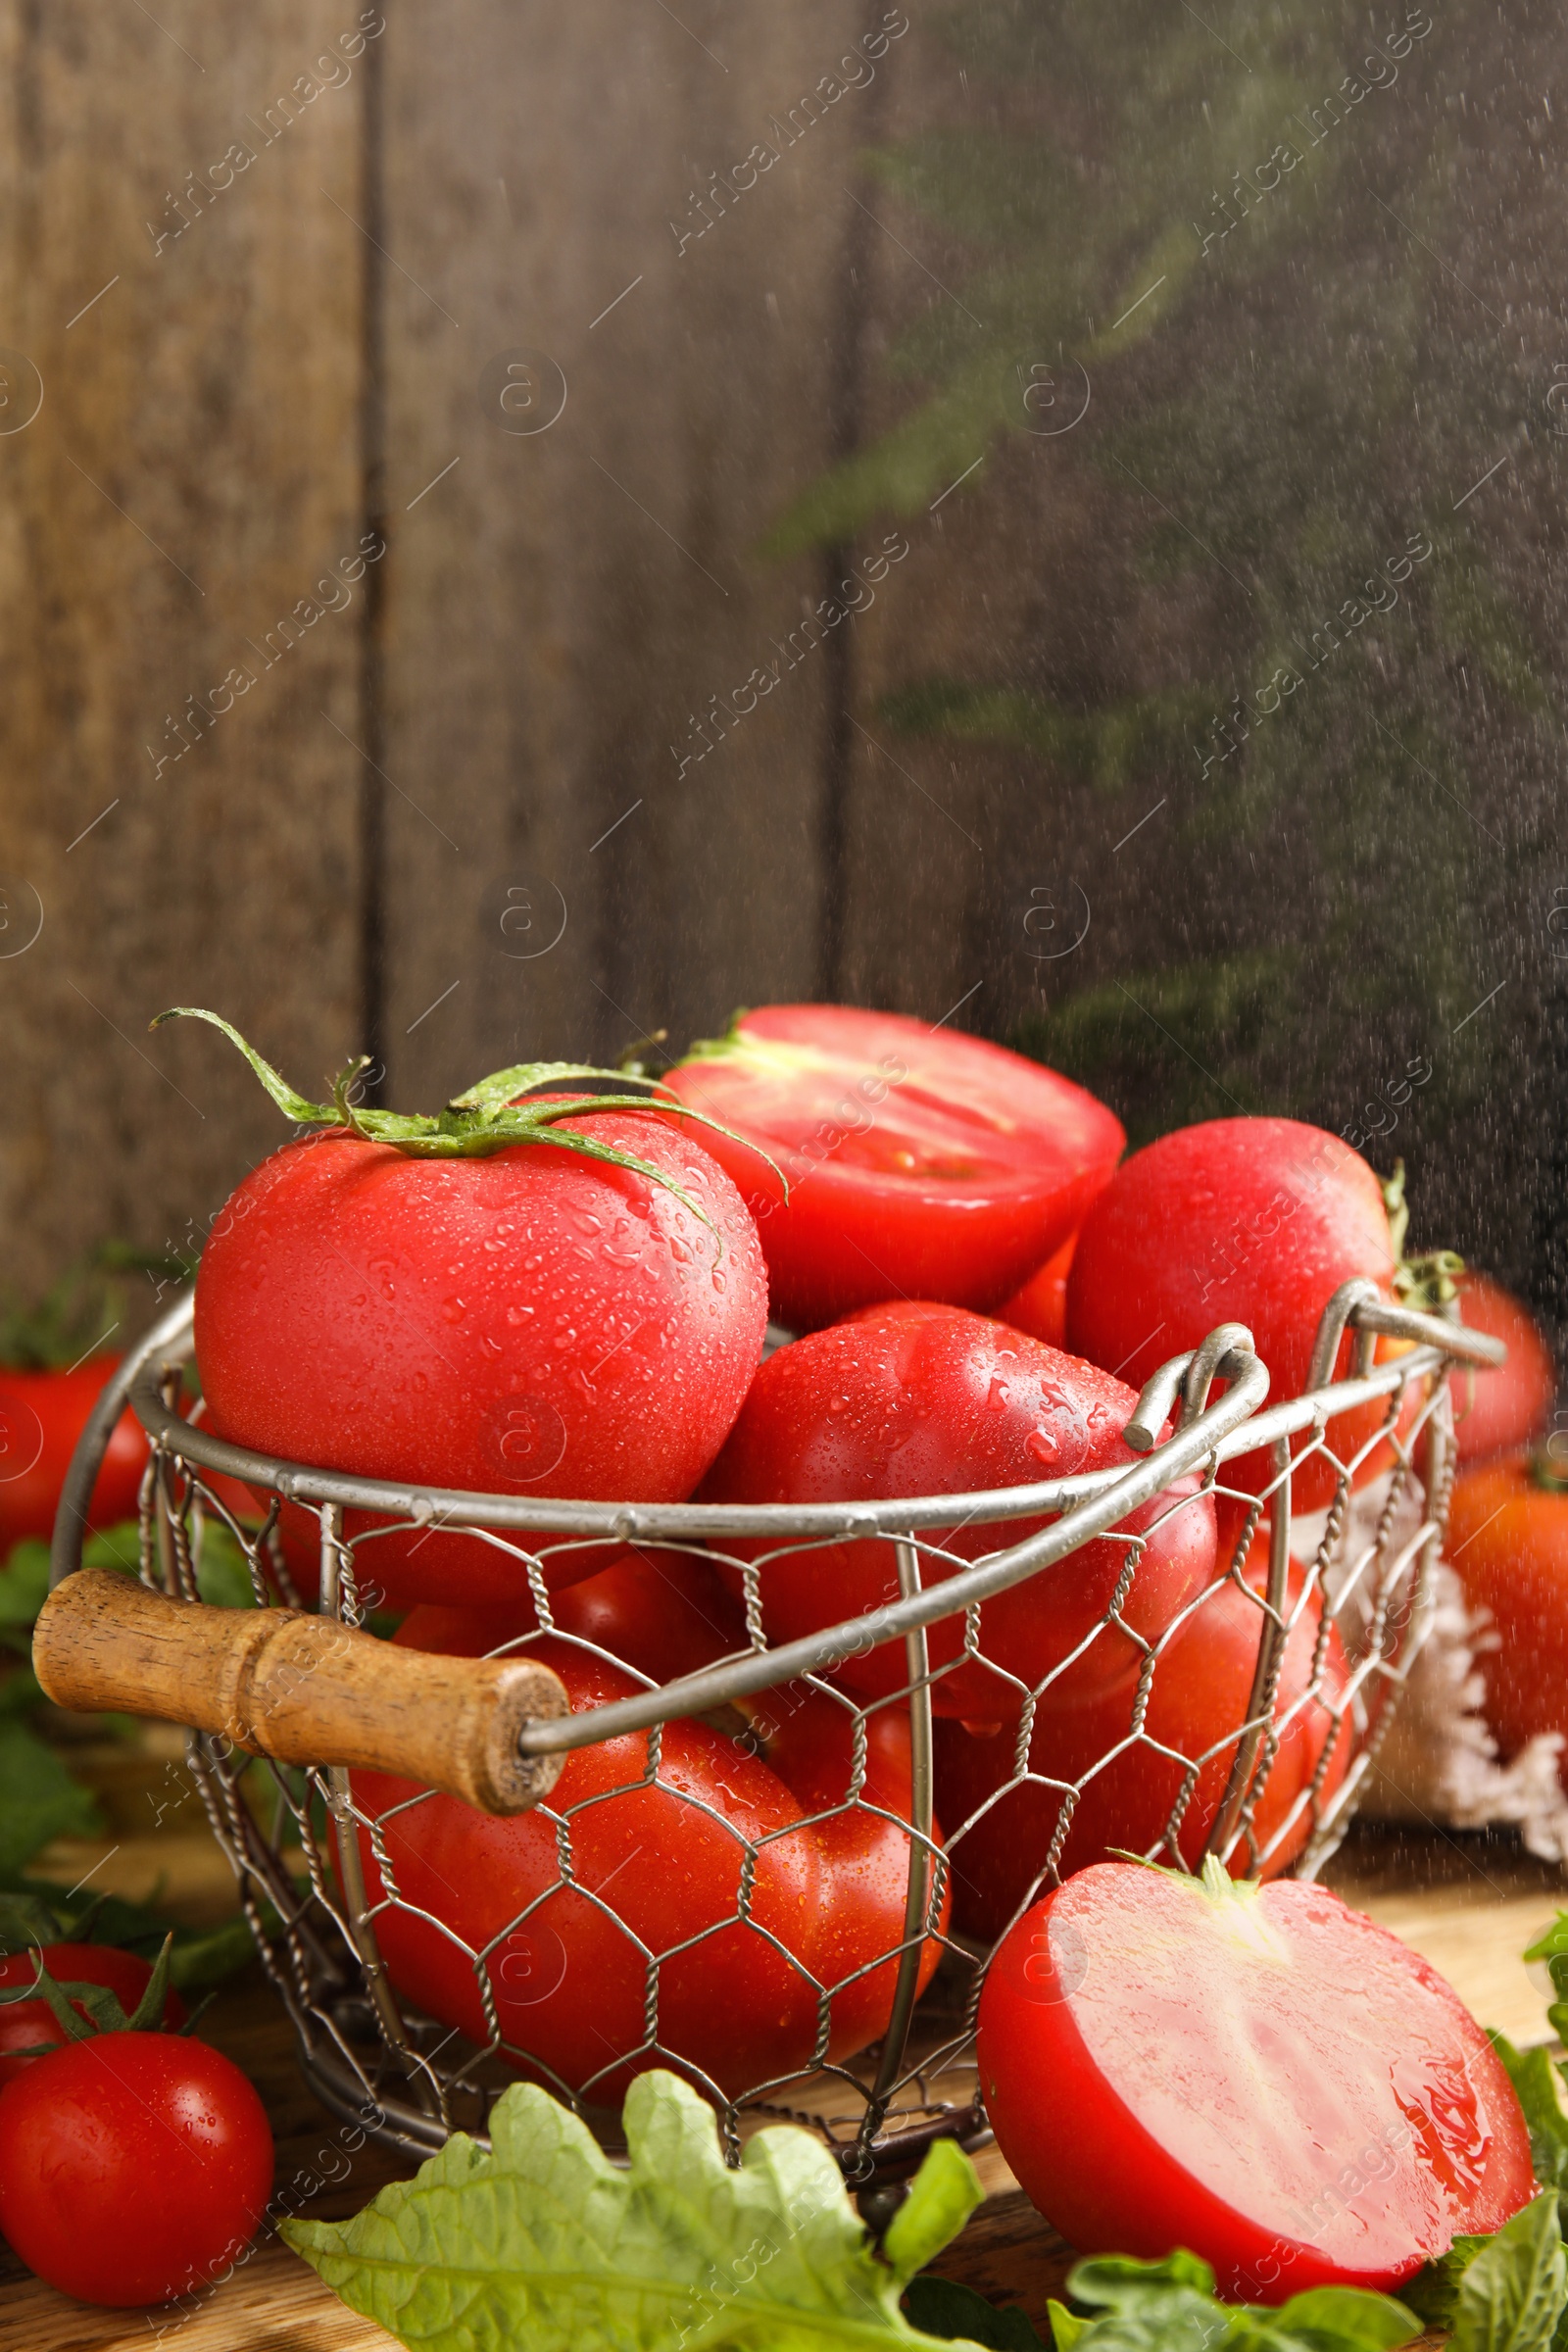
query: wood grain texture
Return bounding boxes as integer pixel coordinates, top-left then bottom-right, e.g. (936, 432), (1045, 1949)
(372, 0), (903, 1103)
(0, 1), (368, 1305)
(32, 1568), (569, 1810)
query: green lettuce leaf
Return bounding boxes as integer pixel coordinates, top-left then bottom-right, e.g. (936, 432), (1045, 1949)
(905, 2275), (1045, 2350)
(283, 2067), (987, 2351)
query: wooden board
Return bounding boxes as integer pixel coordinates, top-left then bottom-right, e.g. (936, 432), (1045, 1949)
(6, 1818), (1562, 2349)
(0, 0), (370, 1302)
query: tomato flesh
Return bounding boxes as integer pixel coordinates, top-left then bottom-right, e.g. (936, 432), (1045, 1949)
(195, 1110), (767, 1607)
(0, 1942), (186, 2084)
(0, 2031), (272, 2307)
(979, 1863), (1533, 2300)
(1067, 1118), (1401, 1514)
(662, 1005), (1124, 1329)
(698, 1302), (1215, 1720)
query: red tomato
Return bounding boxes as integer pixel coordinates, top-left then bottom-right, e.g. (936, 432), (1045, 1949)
(0, 2031), (272, 2307)
(935, 1538), (1351, 1939)
(401, 1544), (746, 1689)
(1451, 1274), (1555, 1466)
(698, 1303), (1215, 1721)
(979, 1863), (1533, 2299)
(1446, 1452), (1568, 1769)
(194, 1110), (767, 1608)
(998, 1233), (1076, 1349)
(0, 1358), (147, 1551)
(0, 1943), (186, 2085)
(661, 1005), (1124, 1331)
(1067, 1118), (1409, 1514)
(355, 1611), (946, 2101)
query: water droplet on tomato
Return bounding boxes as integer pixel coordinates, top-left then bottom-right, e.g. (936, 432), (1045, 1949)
(506, 1304), (534, 1326)
(572, 1210), (603, 1237)
(1026, 1428), (1057, 1466)
(828, 1395), (852, 1415)
(442, 1297), (468, 1323)
(987, 1378), (1011, 1412)
(711, 1267), (726, 1292)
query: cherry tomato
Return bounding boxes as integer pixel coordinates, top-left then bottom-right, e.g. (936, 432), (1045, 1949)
(979, 1862), (1533, 2299)
(1446, 1451), (1568, 1769)
(998, 1233), (1076, 1349)
(1451, 1274), (1555, 1466)
(935, 1536), (1351, 1938)
(0, 1942), (186, 2085)
(0, 2031), (272, 2307)
(0, 1359), (147, 1551)
(661, 1005), (1124, 1330)
(1067, 1118), (1410, 1514)
(697, 1302), (1215, 1721)
(194, 1109), (767, 1608)
(355, 1598), (946, 2101)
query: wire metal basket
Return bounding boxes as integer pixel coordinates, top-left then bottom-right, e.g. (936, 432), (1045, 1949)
(42, 1285), (1502, 2185)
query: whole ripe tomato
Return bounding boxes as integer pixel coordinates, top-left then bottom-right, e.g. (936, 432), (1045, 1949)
(196, 1107), (767, 1609)
(934, 1533), (1351, 1939)
(978, 1862), (1532, 2299)
(1446, 1451), (1568, 1769)
(1451, 1273), (1555, 1466)
(0, 1942), (186, 2085)
(403, 1543), (748, 1690)
(697, 1302), (1215, 1721)
(661, 1005), (1124, 1330)
(355, 1589), (946, 2100)
(0, 1358), (147, 1551)
(1067, 1118), (1412, 1514)
(0, 2030), (272, 2307)
(998, 1233), (1076, 1349)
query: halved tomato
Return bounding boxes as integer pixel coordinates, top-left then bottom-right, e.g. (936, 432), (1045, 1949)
(661, 1006), (1124, 1331)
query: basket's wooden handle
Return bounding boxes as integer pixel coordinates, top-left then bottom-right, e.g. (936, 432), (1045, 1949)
(32, 1570), (569, 1816)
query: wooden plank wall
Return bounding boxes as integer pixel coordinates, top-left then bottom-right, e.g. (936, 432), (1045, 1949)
(3, 0), (1563, 1329)
(0, 0), (934, 1303)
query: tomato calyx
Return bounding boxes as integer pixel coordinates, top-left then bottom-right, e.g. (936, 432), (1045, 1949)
(0, 1933), (208, 2051)
(1383, 1162), (1464, 1309)
(153, 1007), (783, 1235)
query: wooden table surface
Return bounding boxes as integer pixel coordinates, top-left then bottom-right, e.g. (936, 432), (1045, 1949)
(2, 1819), (1562, 2351)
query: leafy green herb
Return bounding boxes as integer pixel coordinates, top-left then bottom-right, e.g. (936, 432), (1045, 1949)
(1441, 2193), (1567, 2352)
(0, 1716), (102, 1874)
(283, 2067), (988, 2351)
(1525, 1918), (1568, 2052)
(0, 1879), (260, 1992)
(1490, 2033), (1568, 2195)
(1042, 2251), (1418, 2352)
(906, 2274), (1045, 2350)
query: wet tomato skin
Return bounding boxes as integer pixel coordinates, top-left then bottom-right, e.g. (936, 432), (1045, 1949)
(356, 1573), (945, 2100)
(979, 1864), (1533, 2301)
(1067, 1118), (1402, 1514)
(698, 1302), (1215, 1720)
(999, 1233), (1077, 1349)
(1446, 1452), (1568, 1768)
(0, 1943), (186, 2086)
(662, 1005), (1124, 1330)
(1450, 1274), (1555, 1466)
(936, 1539), (1351, 1937)
(195, 1109), (767, 1608)
(0, 2032), (272, 2307)
(0, 1359), (147, 1550)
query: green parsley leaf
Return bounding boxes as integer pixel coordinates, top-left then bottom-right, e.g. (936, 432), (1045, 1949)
(283, 2067), (987, 2351)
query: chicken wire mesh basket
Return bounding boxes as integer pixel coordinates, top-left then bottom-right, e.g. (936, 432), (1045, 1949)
(44, 1285), (1502, 2185)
